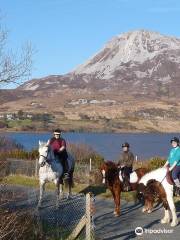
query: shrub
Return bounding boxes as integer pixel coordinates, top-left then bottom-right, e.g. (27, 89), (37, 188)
(68, 143), (104, 168)
(0, 135), (38, 161)
(146, 157), (166, 170)
(0, 190), (43, 239)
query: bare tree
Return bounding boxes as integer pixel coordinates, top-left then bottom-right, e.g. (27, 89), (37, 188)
(0, 19), (33, 87)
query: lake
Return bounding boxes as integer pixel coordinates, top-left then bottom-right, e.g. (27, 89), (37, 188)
(2, 132), (180, 161)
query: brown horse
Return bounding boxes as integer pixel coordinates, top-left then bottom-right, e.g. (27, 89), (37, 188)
(100, 161), (148, 217)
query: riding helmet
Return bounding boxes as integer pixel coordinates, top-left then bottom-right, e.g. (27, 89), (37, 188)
(54, 129), (62, 134)
(122, 142), (130, 148)
(170, 137), (180, 144)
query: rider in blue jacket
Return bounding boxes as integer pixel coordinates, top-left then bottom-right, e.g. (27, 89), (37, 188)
(164, 137), (180, 191)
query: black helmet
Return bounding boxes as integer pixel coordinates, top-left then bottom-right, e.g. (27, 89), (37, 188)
(53, 129), (61, 134)
(122, 142), (130, 148)
(170, 137), (179, 144)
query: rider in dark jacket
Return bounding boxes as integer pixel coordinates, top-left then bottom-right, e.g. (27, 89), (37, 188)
(116, 142), (134, 190)
(47, 129), (69, 178)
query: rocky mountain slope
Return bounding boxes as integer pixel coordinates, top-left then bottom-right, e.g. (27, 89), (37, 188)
(1, 30), (180, 132)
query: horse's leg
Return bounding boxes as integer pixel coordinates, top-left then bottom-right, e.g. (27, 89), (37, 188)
(60, 184), (64, 199)
(111, 185), (120, 217)
(38, 181), (45, 208)
(67, 171), (73, 199)
(59, 176), (64, 199)
(54, 178), (60, 207)
(109, 187), (116, 215)
(161, 208), (170, 224)
(166, 185), (178, 227)
(114, 188), (121, 217)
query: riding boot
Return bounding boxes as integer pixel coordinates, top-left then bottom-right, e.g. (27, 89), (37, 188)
(63, 158), (69, 179)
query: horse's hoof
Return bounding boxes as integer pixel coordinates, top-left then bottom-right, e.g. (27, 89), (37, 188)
(171, 220), (178, 227)
(147, 209), (152, 214)
(142, 207), (147, 213)
(37, 203), (42, 209)
(67, 195), (72, 200)
(114, 212), (120, 217)
(161, 218), (170, 224)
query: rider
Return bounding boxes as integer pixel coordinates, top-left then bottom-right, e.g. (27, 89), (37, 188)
(164, 137), (180, 193)
(116, 142), (134, 191)
(47, 129), (69, 178)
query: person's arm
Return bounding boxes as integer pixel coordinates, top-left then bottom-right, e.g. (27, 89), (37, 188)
(169, 161), (177, 171)
(164, 150), (171, 167)
(58, 139), (66, 152)
(126, 152), (134, 167)
(116, 154), (124, 167)
(169, 150), (180, 171)
(164, 161), (169, 167)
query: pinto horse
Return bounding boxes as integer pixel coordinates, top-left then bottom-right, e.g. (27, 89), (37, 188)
(100, 161), (148, 217)
(138, 167), (178, 227)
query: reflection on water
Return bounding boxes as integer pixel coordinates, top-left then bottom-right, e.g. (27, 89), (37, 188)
(2, 132), (180, 160)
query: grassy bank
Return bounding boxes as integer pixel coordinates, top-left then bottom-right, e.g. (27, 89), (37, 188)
(1, 174), (137, 202)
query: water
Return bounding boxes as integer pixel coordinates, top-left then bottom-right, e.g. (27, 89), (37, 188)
(2, 132), (180, 160)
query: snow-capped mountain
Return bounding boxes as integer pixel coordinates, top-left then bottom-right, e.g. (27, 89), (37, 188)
(74, 29), (180, 79)
(19, 29), (180, 97)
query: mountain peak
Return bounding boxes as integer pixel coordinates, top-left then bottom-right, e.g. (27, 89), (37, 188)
(73, 29), (180, 80)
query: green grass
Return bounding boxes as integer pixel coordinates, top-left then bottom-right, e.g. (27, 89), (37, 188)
(1, 174), (138, 202)
(7, 119), (33, 128)
(2, 174), (89, 192)
(3, 174), (180, 204)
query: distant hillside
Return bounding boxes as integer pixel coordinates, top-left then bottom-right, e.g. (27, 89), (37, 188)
(0, 30), (180, 132)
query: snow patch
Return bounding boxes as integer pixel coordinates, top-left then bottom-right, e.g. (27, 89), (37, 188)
(24, 83), (40, 90)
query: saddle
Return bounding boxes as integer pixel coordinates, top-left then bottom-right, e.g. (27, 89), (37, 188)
(166, 171), (174, 185)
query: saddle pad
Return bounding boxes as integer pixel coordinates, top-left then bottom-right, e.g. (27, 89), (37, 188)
(119, 171), (138, 183)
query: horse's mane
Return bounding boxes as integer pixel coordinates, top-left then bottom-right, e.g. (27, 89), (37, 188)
(139, 167), (167, 185)
(39, 141), (47, 148)
(105, 161), (117, 169)
(103, 161), (119, 183)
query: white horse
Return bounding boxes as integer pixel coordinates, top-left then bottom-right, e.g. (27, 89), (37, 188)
(139, 167), (178, 227)
(38, 141), (75, 208)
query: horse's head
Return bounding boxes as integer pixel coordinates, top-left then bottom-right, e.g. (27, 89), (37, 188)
(100, 161), (118, 184)
(38, 141), (50, 167)
(137, 180), (157, 212)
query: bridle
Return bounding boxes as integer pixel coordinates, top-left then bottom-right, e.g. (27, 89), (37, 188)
(39, 147), (49, 167)
(101, 165), (119, 184)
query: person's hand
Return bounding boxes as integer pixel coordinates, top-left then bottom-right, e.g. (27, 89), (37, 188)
(166, 165), (170, 171)
(169, 166), (173, 171)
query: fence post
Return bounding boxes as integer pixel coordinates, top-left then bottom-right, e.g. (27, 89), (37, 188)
(89, 158), (92, 172)
(86, 193), (91, 240)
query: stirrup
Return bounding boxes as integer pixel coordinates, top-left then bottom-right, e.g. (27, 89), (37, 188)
(64, 173), (69, 179)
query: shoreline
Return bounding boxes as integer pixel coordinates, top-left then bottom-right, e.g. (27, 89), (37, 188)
(0, 128), (179, 135)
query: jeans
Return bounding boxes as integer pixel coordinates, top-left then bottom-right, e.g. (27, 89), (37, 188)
(172, 165), (180, 180)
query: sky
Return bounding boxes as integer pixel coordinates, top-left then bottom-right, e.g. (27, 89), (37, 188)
(1, 0), (180, 82)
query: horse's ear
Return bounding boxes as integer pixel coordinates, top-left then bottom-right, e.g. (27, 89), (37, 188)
(39, 140), (42, 146)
